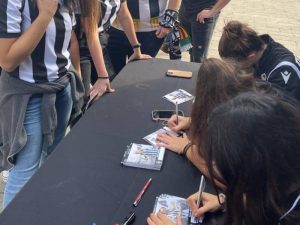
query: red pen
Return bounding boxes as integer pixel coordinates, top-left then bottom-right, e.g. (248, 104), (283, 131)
(133, 178), (152, 207)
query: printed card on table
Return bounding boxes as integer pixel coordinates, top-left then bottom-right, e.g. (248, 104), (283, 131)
(153, 194), (203, 225)
(163, 89), (194, 105)
(143, 126), (178, 147)
(121, 143), (165, 171)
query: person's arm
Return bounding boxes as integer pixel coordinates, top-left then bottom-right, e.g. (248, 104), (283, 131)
(70, 31), (82, 79)
(267, 64), (300, 101)
(0, 0), (58, 72)
(82, 18), (115, 99)
(156, 0), (181, 38)
(196, 0), (230, 23)
(116, 2), (151, 62)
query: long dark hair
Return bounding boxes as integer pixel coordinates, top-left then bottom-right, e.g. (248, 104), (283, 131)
(201, 92), (300, 225)
(190, 58), (255, 147)
(218, 20), (264, 61)
(78, 0), (100, 37)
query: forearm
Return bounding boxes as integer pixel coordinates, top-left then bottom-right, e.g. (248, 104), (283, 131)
(86, 31), (109, 78)
(167, 0), (181, 11)
(70, 31), (82, 79)
(186, 145), (225, 189)
(117, 3), (141, 55)
(211, 0), (230, 14)
(0, 14), (52, 72)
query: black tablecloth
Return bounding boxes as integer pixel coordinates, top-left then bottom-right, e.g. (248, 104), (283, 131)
(0, 59), (222, 225)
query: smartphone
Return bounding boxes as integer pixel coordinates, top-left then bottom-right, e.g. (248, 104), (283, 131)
(152, 110), (184, 121)
(166, 69), (193, 79)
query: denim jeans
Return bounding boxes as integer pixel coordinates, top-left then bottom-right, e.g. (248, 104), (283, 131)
(3, 83), (72, 208)
(179, 12), (219, 63)
(107, 27), (164, 77)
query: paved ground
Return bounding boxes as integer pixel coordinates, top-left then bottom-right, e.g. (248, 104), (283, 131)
(0, 0), (299, 211)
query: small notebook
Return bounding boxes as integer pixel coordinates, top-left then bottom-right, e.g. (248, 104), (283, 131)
(163, 89), (194, 105)
(143, 127), (178, 146)
(153, 194), (203, 225)
(121, 143), (165, 171)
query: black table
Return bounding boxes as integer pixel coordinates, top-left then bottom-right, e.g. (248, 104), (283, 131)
(0, 59), (222, 225)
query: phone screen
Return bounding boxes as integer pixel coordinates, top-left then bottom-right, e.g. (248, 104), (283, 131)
(152, 110), (184, 120)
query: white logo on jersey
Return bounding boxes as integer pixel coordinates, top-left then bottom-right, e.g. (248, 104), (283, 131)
(295, 56), (300, 68)
(261, 73), (267, 80)
(281, 70), (291, 84)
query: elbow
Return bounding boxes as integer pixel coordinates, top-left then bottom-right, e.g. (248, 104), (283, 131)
(0, 61), (18, 73)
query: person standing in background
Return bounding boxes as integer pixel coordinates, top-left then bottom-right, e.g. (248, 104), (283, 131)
(179, 0), (230, 62)
(107, 0), (181, 76)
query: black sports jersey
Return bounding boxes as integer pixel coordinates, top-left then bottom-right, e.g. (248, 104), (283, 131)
(180, 0), (217, 18)
(256, 35), (300, 102)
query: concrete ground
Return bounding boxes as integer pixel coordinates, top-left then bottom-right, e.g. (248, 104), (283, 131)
(0, 0), (299, 212)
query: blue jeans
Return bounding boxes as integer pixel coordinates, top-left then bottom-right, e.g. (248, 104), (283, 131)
(107, 27), (164, 77)
(3, 84), (72, 208)
(179, 12), (219, 62)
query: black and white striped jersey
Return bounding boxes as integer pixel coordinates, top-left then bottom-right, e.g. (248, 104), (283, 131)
(0, 0), (75, 83)
(113, 0), (169, 32)
(256, 35), (300, 102)
(99, 0), (126, 33)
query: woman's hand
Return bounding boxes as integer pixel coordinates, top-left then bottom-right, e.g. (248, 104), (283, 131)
(37, 0), (58, 19)
(167, 115), (191, 132)
(89, 79), (115, 100)
(147, 212), (182, 225)
(187, 192), (221, 218)
(156, 132), (190, 154)
(155, 26), (171, 39)
(128, 52), (152, 63)
(196, 9), (215, 23)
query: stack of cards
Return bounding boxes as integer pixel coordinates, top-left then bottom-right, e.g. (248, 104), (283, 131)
(121, 143), (165, 171)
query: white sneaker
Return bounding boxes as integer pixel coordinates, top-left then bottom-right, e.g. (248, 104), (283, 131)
(2, 170), (9, 183)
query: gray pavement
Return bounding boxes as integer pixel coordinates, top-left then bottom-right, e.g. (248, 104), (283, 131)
(0, 0), (299, 213)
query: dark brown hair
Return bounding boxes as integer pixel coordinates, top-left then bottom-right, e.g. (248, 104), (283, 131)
(190, 58), (255, 148)
(201, 92), (300, 225)
(218, 21), (264, 61)
(78, 0), (100, 38)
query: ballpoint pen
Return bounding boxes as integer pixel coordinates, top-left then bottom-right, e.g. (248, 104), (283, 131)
(196, 175), (206, 208)
(175, 101), (179, 125)
(133, 178), (152, 207)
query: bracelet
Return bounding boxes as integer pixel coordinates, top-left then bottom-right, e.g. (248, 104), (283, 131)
(181, 142), (192, 156)
(97, 76), (109, 80)
(131, 43), (141, 49)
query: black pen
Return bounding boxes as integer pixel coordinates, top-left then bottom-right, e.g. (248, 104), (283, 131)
(121, 211), (136, 225)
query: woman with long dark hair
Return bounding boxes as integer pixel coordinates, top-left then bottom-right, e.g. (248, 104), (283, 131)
(0, 0), (84, 207)
(148, 93), (300, 225)
(156, 58), (255, 175)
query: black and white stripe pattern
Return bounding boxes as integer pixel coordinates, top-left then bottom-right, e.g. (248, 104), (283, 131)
(98, 0), (125, 33)
(116, 0), (169, 32)
(0, 0), (75, 83)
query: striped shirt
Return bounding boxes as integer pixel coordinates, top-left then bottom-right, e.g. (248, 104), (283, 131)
(113, 0), (169, 32)
(0, 0), (75, 83)
(99, 0), (126, 33)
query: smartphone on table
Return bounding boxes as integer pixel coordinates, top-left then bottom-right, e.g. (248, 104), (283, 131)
(152, 110), (184, 121)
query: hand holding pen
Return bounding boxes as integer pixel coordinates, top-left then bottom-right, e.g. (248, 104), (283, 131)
(187, 178), (222, 218)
